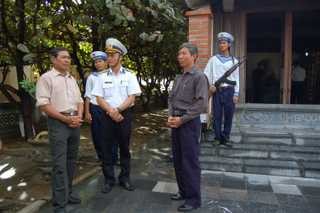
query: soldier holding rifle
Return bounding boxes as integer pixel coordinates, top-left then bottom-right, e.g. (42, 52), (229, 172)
(204, 32), (241, 147)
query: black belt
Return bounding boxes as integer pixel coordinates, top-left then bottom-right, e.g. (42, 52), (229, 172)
(172, 109), (187, 117)
(219, 85), (234, 89)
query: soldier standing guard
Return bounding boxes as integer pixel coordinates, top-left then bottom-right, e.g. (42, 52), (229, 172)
(204, 32), (240, 147)
(36, 47), (83, 213)
(84, 51), (118, 164)
(92, 38), (141, 193)
(168, 43), (209, 212)
(84, 51), (107, 161)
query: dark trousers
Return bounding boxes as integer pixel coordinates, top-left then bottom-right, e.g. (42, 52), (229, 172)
(90, 104), (118, 163)
(47, 117), (80, 211)
(100, 109), (132, 184)
(291, 81), (304, 104)
(213, 87), (235, 141)
(171, 117), (201, 208)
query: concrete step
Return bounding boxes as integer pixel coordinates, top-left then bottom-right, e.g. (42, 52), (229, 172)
(270, 151), (320, 162)
(205, 129), (320, 146)
(204, 133), (320, 147)
(201, 146), (268, 158)
(201, 143), (320, 154)
(220, 149), (269, 158)
(244, 166), (301, 177)
(200, 145), (320, 178)
(201, 146), (320, 162)
(201, 161), (243, 173)
(305, 171), (320, 179)
(302, 162), (320, 178)
(204, 130), (294, 145)
(200, 156), (299, 169)
(201, 128), (320, 178)
(294, 135), (320, 147)
(242, 131), (291, 138)
(200, 158), (302, 177)
(246, 135), (320, 147)
(200, 156), (242, 165)
(242, 130), (320, 146)
(242, 135), (293, 145)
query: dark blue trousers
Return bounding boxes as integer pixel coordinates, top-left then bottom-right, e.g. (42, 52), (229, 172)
(213, 87), (235, 141)
(90, 104), (118, 163)
(100, 109), (132, 184)
(291, 81), (304, 104)
(171, 117), (201, 208)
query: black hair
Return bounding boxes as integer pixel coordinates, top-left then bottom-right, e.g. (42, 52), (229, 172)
(226, 46), (235, 65)
(49, 47), (69, 58)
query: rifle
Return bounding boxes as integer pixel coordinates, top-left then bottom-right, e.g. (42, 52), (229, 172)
(204, 56), (246, 131)
(214, 56), (246, 88)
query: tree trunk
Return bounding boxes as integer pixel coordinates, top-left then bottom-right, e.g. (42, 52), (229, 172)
(70, 39), (85, 93)
(141, 89), (151, 112)
(16, 0), (34, 139)
(91, 19), (99, 51)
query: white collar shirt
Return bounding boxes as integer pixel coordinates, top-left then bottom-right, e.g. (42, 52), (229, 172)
(84, 70), (107, 105)
(91, 67), (142, 108)
(204, 55), (240, 96)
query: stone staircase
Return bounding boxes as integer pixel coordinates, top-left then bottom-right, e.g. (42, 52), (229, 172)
(200, 129), (320, 178)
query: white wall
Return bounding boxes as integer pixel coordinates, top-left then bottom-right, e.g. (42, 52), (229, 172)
(0, 66), (32, 103)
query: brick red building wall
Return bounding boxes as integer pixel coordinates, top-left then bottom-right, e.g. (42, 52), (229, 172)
(185, 6), (213, 70)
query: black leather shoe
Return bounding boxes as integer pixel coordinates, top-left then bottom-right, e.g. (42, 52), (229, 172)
(119, 181), (135, 191)
(220, 140), (232, 148)
(171, 193), (184, 201)
(101, 183), (113, 193)
(68, 195), (81, 204)
(177, 204), (198, 212)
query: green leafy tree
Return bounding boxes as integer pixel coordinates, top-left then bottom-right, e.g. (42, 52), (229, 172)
(0, 0), (187, 138)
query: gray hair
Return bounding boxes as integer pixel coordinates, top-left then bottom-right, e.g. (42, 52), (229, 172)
(179, 42), (198, 56)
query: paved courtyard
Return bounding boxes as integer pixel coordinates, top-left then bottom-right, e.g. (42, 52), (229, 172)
(2, 107), (319, 213)
(37, 110), (320, 213)
(39, 161), (320, 213)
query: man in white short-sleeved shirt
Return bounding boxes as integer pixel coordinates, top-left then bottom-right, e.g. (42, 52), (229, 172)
(92, 38), (141, 193)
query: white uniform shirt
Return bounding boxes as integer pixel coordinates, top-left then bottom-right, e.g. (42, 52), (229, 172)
(91, 67), (142, 108)
(292, 65), (306, 82)
(84, 71), (107, 105)
(204, 55), (240, 96)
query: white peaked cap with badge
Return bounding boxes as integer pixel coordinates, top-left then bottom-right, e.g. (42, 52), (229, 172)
(91, 51), (107, 61)
(105, 38), (128, 55)
(217, 32), (234, 44)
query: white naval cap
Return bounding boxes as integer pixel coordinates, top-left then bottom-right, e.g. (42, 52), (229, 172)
(91, 51), (107, 61)
(217, 32), (234, 44)
(105, 38), (128, 55)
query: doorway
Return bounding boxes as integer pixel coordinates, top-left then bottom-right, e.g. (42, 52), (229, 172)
(292, 10), (320, 104)
(246, 13), (283, 103)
